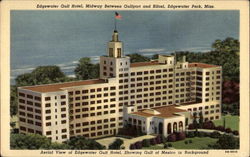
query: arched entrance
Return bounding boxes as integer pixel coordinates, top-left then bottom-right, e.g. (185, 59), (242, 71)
(158, 122), (163, 134)
(179, 121), (183, 132)
(173, 122), (177, 133)
(167, 123), (172, 134)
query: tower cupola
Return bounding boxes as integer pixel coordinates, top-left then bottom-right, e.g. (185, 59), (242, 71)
(108, 30), (123, 58)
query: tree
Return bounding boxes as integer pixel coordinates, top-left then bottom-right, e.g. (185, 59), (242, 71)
(10, 133), (51, 149)
(15, 66), (68, 86)
(212, 38), (239, 54)
(198, 112), (204, 128)
(151, 54), (159, 60)
(126, 53), (150, 63)
(49, 142), (69, 149)
(192, 112), (198, 133)
(10, 86), (18, 116)
(66, 136), (105, 150)
(213, 134), (239, 149)
(74, 57), (99, 80)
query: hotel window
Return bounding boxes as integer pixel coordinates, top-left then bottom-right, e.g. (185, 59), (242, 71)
(35, 109), (41, 113)
(61, 120), (66, 124)
(83, 128), (89, 132)
(97, 112), (102, 116)
(104, 87), (108, 91)
(19, 92), (25, 97)
(82, 122), (89, 126)
(34, 96), (41, 101)
(45, 97), (51, 101)
(137, 72), (143, 75)
(156, 69), (161, 73)
(104, 93), (108, 97)
(82, 114), (88, 118)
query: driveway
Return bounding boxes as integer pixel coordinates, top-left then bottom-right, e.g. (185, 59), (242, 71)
(96, 135), (156, 149)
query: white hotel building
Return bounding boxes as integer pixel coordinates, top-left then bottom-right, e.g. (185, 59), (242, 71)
(18, 30), (222, 142)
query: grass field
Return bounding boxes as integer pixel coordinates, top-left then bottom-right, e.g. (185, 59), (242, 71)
(213, 115), (239, 131)
(143, 137), (218, 149)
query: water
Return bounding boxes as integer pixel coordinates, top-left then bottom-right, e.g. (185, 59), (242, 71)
(11, 11), (239, 84)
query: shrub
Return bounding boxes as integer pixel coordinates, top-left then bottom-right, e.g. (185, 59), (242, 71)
(163, 143), (168, 148)
(134, 141), (142, 149)
(167, 134), (176, 142)
(202, 121), (215, 129)
(225, 128), (232, 133)
(176, 132), (186, 141)
(150, 138), (157, 145)
(142, 139), (151, 147)
(188, 124), (194, 129)
(215, 125), (225, 132)
(186, 131), (195, 138)
(129, 144), (136, 150)
(210, 131), (221, 138)
(189, 140), (193, 143)
(108, 138), (124, 150)
(161, 135), (167, 143)
(168, 143), (172, 147)
(184, 141), (188, 144)
(155, 135), (162, 144)
(232, 130), (239, 136)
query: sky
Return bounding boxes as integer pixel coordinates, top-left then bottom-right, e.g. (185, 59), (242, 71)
(10, 10), (239, 82)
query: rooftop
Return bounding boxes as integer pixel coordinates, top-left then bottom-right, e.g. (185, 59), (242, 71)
(130, 61), (161, 68)
(189, 63), (220, 68)
(130, 105), (187, 118)
(20, 79), (106, 93)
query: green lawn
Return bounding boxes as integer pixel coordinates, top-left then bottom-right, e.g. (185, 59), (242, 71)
(143, 137), (218, 149)
(213, 115), (239, 131)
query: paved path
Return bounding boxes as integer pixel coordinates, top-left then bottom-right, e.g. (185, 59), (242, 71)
(122, 135), (156, 149)
(96, 135), (156, 149)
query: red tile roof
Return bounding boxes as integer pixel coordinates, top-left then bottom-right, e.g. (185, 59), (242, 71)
(21, 79), (106, 93)
(189, 63), (220, 68)
(131, 105), (187, 118)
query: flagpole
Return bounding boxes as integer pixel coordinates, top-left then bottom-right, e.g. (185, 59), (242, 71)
(114, 18), (117, 30)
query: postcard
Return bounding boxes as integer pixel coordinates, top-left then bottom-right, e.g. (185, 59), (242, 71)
(0, 0), (249, 157)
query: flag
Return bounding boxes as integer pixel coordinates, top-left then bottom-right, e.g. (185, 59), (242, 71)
(115, 12), (122, 19)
